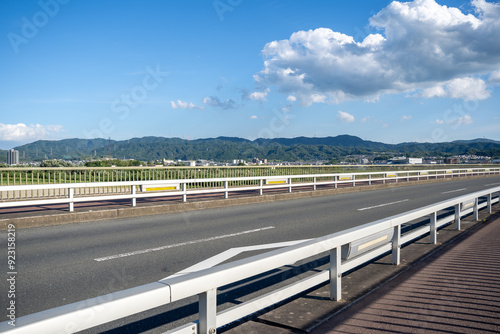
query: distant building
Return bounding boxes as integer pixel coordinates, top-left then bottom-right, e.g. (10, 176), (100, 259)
(7, 149), (19, 165)
(389, 157), (422, 164)
(408, 158), (423, 164)
(444, 158), (459, 164)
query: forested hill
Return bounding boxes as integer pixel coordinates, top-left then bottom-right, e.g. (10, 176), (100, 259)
(7, 135), (500, 162)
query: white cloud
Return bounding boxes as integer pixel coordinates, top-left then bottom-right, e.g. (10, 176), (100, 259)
(401, 115), (412, 121)
(170, 100), (204, 110)
(250, 115), (258, 119)
(0, 123), (63, 141)
(203, 96), (237, 109)
(489, 70), (500, 83)
(446, 77), (490, 100)
(435, 115), (473, 125)
(286, 95), (297, 102)
(248, 88), (270, 102)
(361, 116), (371, 122)
(254, 0), (500, 104)
(450, 115), (473, 125)
(337, 110), (355, 123)
(419, 77), (490, 100)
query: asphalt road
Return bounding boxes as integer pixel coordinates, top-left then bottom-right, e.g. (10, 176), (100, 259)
(1, 176), (499, 333)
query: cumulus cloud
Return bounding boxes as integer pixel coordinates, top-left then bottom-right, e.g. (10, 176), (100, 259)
(0, 123), (63, 141)
(248, 88), (270, 102)
(171, 100), (204, 110)
(489, 70), (500, 83)
(435, 115), (473, 125)
(203, 96), (237, 109)
(286, 95), (297, 102)
(254, 0), (500, 104)
(337, 111), (355, 122)
(419, 77), (490, 100)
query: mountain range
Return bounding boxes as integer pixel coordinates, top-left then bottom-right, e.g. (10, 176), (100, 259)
(2, 135), (500, 162)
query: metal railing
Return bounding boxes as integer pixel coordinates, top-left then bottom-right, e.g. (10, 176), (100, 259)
(1, 165), (497, 200)
(1, 186), (499, 334)
(0, 167), (498, 211)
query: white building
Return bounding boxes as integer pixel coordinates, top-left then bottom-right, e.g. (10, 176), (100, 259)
(408, 158), (423, 164)
(7, 149), (19, 165)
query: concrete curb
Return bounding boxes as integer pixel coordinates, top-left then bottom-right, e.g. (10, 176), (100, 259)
(0, 174), (496, 230)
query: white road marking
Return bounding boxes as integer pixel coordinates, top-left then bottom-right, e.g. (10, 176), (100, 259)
(484, 182), (500, 187)
(94, 226), (275, 262)
(164, 239), (311, 279)
(441, 188), (467, 194)
(357, 199), (409, 211)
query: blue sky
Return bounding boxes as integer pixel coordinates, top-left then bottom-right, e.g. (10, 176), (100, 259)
(1, 0), (499, 149)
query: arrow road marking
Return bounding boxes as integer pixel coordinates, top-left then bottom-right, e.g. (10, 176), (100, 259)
(163, 239), (312, 279)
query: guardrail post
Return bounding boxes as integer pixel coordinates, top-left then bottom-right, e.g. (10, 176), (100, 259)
(395, 173), (398, 183)
(288, 178), (292, 193)
(313, 177), (317, 191)
(430, 212), (437, 244)
(392, 225), (401, 265)
(68, 188), (74, 212)
(329, 246), (341, 301)
(473, 197), (479, 221)
(199, 288), (217, 334)
(224, 181), (228, 199)
(454, 204), (461, 230)
(406, 172), (409, 182)
(334, 175), (337, 189)
(352, 175), (355, 187)
(383, 174), (386, 184)
(487, 193), (492, 213)
(131, 185), (136, 207)
(368, 174), (371, 186)
(259, 179), (263, 196)
(182, 183), (187, 203)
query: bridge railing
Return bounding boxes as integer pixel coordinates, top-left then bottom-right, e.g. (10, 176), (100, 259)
(1, 186), (499, 334)
(0, 167), (498, 211)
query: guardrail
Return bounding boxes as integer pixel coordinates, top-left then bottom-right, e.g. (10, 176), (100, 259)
(0, 167), (498, 211)
(1, 186), (499, 334)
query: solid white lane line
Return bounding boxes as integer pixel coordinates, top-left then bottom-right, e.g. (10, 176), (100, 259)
(441, 188), (467, 194)
(357, 199), (409, 211)
(94, 226), (275, 262)
(485, 182), (500, 187)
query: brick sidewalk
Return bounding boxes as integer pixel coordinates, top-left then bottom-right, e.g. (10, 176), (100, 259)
(313, 216), (500, 334)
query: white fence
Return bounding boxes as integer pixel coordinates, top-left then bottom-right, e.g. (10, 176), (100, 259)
(0, 167), (498, 212)
(1, 185), (499, 334)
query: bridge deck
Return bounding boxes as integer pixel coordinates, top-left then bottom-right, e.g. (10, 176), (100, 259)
(313, 214), (500, 334)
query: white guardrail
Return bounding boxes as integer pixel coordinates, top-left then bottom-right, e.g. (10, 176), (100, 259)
(0, 168), (498, 211)
(1, 185), (499, 334)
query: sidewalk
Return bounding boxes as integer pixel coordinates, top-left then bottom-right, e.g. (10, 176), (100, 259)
(312, 214), (500, 333)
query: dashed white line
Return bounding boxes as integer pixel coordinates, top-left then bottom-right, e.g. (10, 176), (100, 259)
(441, 188), (467, 194)
(485, 182), (500, 187)
(357, 199), (409, 211)
(94, 226), (275, 262)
